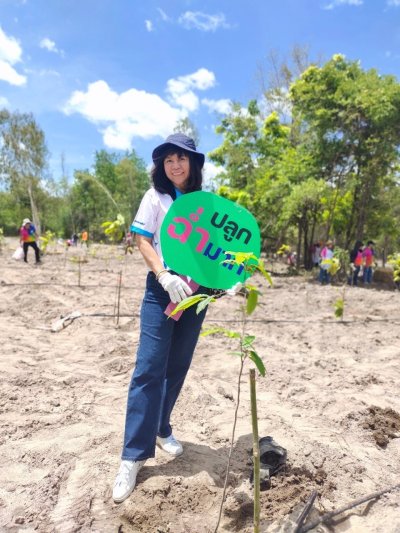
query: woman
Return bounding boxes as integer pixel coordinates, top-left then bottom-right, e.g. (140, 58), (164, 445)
(349, 240), (363, 286)
(362, 241), (375, 284)
(113, 133), (208, 503)
(318, 240), (334, 284)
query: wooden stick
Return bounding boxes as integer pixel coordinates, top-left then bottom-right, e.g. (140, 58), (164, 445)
(115, 270), (122, 326)
(249, 368), (260, 533)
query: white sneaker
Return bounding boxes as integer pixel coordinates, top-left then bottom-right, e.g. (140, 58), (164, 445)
(156, 434), (183, 457)
(112, 459), (145, 503)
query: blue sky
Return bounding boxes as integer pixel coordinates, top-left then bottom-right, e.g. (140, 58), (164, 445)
(1, 0), (400, 183)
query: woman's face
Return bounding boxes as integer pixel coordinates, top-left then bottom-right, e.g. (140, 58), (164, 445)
(164, 152), (190, 192)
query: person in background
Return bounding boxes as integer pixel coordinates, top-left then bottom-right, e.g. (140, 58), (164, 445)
(362, 241), (375, 284)
(319, 240), (334, 284)
(349, 240), (363, 286)
(19, 218), (41, 264)
(312, 242), (321, 268)
(124, 232), (133, 255)
(112, 133), (208, 503)
(71, 233), (78, 246)
(81, 230), (88, 247)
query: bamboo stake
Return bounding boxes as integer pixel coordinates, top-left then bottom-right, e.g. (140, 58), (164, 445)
(115, 269), (122, 326)
(250, 368), (260, 533)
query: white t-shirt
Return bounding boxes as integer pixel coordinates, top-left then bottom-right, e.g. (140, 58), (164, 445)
(130, 187), (176, 265)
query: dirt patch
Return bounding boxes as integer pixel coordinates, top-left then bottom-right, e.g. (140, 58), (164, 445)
(223, 465), (336, 532)
(361, 406), (400, 448)
(1, 239), (400, 532)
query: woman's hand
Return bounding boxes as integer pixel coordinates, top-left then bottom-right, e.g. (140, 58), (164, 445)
(158, 272), (193, 303)
(226, 282), (243, 296)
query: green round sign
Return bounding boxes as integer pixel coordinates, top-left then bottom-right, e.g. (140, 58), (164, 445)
(160, 191), (260, 289)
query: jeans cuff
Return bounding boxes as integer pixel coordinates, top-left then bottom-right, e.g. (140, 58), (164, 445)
(121, 453), (154, 461)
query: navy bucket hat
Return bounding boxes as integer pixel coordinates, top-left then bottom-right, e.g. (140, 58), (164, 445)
(152, 133), (205, 168)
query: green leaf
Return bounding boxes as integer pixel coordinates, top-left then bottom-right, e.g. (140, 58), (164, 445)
(246, 289), (258, 315)
(196, 295), (216, 314)
(256, 260), (273, 286)
(249, 350), (266, 377)
(224, 251), (256, 263)
(230, 351), (244, 358)
(334, 298), (344, 318)
(243, 335), (256, 347)
(169, 295), (208, 316)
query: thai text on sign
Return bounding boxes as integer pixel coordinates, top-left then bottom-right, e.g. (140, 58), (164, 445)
(160, 191), (261, 289)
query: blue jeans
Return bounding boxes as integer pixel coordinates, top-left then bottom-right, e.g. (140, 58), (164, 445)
(352, 265), (361, 286)
(319, 268), (331, 284)
(363, 266), (372, 284)
(121, 272), (207, 461)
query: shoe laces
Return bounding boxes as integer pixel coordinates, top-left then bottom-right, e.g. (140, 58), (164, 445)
(166, 434), (179, 446)
(116, 461), (136, 484)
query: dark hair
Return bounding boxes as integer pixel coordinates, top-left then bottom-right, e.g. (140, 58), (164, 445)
(151, 148), (203, 199)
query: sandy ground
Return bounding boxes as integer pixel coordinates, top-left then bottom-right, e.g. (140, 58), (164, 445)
(0, 237), (399, 533)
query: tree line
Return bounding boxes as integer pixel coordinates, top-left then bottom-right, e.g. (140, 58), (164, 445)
(0, 109), (149, 240)
(1, 54), (399, 266)
(209, 54), (400, 267)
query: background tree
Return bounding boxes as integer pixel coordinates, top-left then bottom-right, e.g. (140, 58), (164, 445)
(69, 150), (149, 240)
(173, 117), (200, 146)
(290, 54), (400, 246)
(0, 109), (49, 234)
(208, 100), (261, 190)
(210, 54), (400, 263)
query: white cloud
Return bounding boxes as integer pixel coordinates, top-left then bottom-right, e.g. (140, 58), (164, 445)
(157, 8), (171, 22)
(0, 95), (10, 107)
(178, 11), (229, 32)
(324, 0), (362, 9)
(39, 69), (60, 77)
(63, 80), (187, 150)
(0, 27), (22, 63)
(0, 26), (26, 85)
(203, 161), (225, 190)
(0, 59), (26, 85)
(202, 98), (231, 114)
(64, 69), (219, 151)
(145, 20), (154, 32)
(39, 37), (64, 56)
(387, 0), (400, 5)
(166, 68), (216, 111)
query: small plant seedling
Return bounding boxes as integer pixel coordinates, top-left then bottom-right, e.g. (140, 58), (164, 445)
(39, 230), (56, 254)
(101, 214), (125, 243)
(100, 214), (131, 326)
(277, 244), (291, 256)
(69, 255), (88, 287)
(388, 253), (400, 290)
(322, 256), (348, 320)
(334, 296), (344, 319)
(171, 251), (272, 533)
